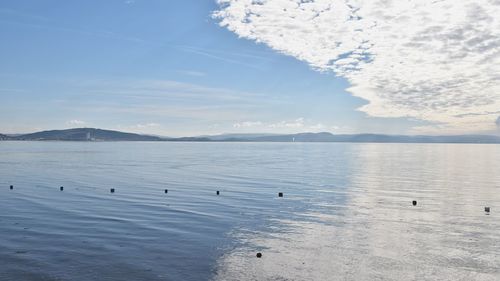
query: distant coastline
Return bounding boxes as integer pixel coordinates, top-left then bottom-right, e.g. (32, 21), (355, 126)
(1, 128), (500, 144)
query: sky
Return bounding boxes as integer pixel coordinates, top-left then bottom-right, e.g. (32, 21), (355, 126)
(0, 0), (499, 136)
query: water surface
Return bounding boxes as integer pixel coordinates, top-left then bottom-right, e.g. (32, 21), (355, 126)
(0, 142), (499, 280)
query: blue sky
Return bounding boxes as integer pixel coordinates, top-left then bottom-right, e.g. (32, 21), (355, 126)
(2, 0), (494, 136)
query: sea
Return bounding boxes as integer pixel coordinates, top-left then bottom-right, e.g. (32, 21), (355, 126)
(0, 142), (499, 281)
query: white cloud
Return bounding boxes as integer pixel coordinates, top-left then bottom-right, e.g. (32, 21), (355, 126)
(233, 121), (263, 128)
(215, 0), (500, 134)
(115, 123), (162, 135)
(66, 120), (86, 126)
(131, 123), (160, 129)
(232, 118), (337, 132)
(309, 123), (326, 131)
(268, 118), (305, 128)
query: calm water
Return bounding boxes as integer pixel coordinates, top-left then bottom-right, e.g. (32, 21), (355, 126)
(0, 142), (499, 281)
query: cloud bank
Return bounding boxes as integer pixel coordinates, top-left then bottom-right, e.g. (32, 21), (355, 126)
(215, 0), (500, 133)
(233, 118), (339, 132)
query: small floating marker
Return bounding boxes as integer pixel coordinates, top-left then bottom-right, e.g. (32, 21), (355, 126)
(60, 186), (64, 191)
(164, 189), (168, 194)
(216, 190), (220, 195)
(278, 192), (283, 197)
(485, 207), (490, 213)
(110, 188), (115, 193)
(10, 185), (13, 190)
(256, 252), (262, 258)
(412, 200), (417, 206)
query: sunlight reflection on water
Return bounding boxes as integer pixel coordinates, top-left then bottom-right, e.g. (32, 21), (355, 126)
(213, 144), (500, 281)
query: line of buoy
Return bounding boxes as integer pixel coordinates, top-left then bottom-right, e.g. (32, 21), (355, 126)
(409, 201), (492, 215)
(3, 185), (493, 216)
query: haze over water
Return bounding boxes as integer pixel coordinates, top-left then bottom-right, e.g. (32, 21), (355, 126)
(1, 142), (499, 280)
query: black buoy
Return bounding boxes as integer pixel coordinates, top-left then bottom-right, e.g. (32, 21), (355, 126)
(9, 185), (13, 190)
(216, 190), (220, 195)
(110, 188), (115, 193)
(278, 192), (283, 197)
(60, 186), (64, 191)
(485, 207), (490, 213)
(256, 252), (262, 258)
(164, 189), (168, 194)
(412, 200), (417, 206)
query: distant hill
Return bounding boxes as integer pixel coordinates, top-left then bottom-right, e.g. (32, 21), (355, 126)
(0, 133), (13, 140)
(13, 128), (164, 141)
(1, 128), (500, 143)
(226, 132), (500, 143)
(198, 133), (279, 141)
(231, 132), (500, 143)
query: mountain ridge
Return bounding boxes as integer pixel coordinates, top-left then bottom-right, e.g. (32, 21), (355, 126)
(1, 128), (500, 143)
(0, 133), (13, 140)
(13, 128), (164, 141)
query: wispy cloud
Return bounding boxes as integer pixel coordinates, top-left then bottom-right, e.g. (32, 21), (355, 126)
(131, 123), (160, 129)
(0, 15), (149, 45)
(42, 78), (284, 135)
(232, 118), (335, 133)
(0, 88), (27, 93)
(177, 70), (206, 77)
(233, 121), (263, 128)
(115, 123), (163, 135)
(268, 118), (305, 129)
(0, 8), (50, 22)
(309, 123), (326, 131)
(175, 45), (266, 70)
(81, 79), (270, 104)
(66, 119), (86, 126)
(215, 0), (500, 134)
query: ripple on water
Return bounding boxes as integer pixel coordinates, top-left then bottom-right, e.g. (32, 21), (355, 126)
(0, 142), (499, 280)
